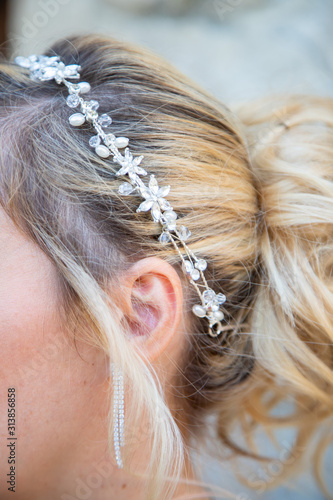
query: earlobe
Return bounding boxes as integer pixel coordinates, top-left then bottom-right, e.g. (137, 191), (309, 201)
(118, 257), (184, 362)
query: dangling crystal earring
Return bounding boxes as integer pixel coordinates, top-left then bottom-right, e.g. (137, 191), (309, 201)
(112, 363), (125, 468)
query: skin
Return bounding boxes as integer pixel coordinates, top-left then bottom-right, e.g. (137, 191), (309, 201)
(0, 208), (210, 500)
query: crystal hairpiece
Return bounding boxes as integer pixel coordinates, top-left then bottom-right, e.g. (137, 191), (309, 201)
(14, 54), (227, 337)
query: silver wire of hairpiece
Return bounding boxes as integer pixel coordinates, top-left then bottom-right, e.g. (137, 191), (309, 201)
(14, 54), (227, 337)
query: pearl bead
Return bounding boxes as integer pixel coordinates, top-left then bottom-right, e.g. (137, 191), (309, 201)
(95, 145), (110, 158)
(115, 137), (129, 149)
(213, 310), (224, 321)
(192, 305), (206, 318)
(69, 113), (85, 126)
(78, 81), (91, 93)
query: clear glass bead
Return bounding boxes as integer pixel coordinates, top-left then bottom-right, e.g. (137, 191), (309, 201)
(182, 260), (193, 273)
(195, 258), (207, 271)
(167, 221), (176, 231)
(217, 293), (226, 304)
(89, 135), (101, 148)
(98, 114), (112, 127)
(163, 210), (177, 223)
(178, 225), (191, 241)
(118, 182), (134, 195)
(89, 100), (99, 111)
(66, 94), (80, 108)
(159, 231), (172, 245)
(190, 269), (200, 280)
(203, 288), (215, 303)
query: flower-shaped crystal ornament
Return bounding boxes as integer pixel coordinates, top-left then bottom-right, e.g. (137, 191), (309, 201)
(14, 53), (228, 338)
(136, 175), (172, 223)
(15, 54), (81, 83)
(115, 148), (147, 179)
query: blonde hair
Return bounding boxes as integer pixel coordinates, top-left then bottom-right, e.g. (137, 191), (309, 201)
(0, 34), (332, 499)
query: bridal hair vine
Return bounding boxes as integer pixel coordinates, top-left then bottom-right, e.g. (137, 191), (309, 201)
(14, 54), (227, 338)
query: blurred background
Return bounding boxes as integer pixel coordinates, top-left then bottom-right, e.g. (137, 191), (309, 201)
(2, 0), (333, 105)
(1, 0), (332, 498)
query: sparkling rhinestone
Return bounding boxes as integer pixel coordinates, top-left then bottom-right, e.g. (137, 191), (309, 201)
(178, 225), (191, 241)
(195, 259), (207, 271)
(78, 81), (91, 93)
(69, 113), (85, 126)
(192, 305), (206, 318)
(203, 289), (215, 303)
(96, 145), (110, 158)
(159, 231), (172, 244)
(152, 203), (162, 222)
(115, 137), (129, 149)
(217, 293), (226, 304)
(182, 260), (193, 273)
(66, 94), (80, 108)
(118, 182), (134, 195)
(163, 210), (177, 223)
(190, 269), (200, 280)
(137, 199), (153, 213)
(98, 114), (112, 127)
(89, 135), (101, 148)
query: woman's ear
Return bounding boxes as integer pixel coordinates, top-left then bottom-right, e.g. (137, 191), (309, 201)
(116, 257), (184, 363)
